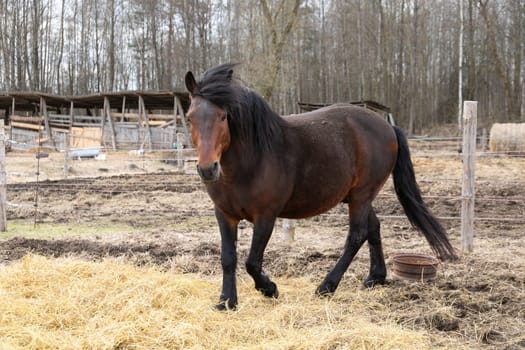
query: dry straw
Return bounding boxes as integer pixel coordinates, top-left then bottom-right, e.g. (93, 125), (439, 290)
(0, 255), (453, 350)
(489, 123), (525, 153)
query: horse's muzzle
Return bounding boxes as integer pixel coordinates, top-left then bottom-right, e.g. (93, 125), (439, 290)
(196, 161), (220, 183)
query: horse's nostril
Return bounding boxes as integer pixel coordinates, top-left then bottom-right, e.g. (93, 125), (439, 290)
(196, 164), (203, 177)
(196, 162), (220, 183)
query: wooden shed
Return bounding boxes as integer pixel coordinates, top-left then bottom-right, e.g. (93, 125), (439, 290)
(0, 91), (191, 151)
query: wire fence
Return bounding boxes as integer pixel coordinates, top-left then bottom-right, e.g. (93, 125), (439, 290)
(3, 138), (525, 232)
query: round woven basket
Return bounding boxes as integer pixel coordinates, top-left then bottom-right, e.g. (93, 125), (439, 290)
(391, 253), (440, 281)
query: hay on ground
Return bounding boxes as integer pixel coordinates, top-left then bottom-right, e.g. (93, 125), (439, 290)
(0, 255), (461, 350)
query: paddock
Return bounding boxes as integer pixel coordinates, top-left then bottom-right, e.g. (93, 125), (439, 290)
(0, 142), (524, 349)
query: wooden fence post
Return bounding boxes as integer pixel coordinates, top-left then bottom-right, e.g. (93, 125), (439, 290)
(0, 119), (6, 231)
(282, 219), (295, 241)
(461, 101), (477, 252)
(176, 133), (183, 168)
(138, 95), (153, 151)
(175, 96), (190, 146)
(40, 96), (56, 150)
(481, 128), (488, 153)
(120, 96), (126, 122)
(64, 133), (70, 179)
(104, 96), (117, 150)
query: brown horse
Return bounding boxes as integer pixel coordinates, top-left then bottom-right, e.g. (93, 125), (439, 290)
(185, 63), (456, 310)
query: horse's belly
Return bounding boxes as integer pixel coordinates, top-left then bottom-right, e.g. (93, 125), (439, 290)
(279, 180), (350, 219)
(279, 199), (343, 219)
(279, 203), (340, 219)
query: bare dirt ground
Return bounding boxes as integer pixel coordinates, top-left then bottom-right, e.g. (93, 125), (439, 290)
(1, 147), (525, 349)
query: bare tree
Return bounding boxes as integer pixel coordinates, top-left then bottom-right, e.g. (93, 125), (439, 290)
(0, 0), (523, 129)
(479, 0), (513, 116)
(259, 0), (301, 100)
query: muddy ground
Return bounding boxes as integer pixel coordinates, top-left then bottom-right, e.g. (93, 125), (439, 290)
(1, 148), (525, 349)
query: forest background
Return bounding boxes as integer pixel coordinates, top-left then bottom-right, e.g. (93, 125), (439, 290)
(0, 0), (523, 134)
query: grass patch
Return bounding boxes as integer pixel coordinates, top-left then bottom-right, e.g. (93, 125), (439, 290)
(0, 220), (139, 241)
(167, 215), (216, 232)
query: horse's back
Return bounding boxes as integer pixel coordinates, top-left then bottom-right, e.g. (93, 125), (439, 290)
(279, 104), (398, 218)
(284, 104), (396, 164)
(285, 104), (392, 136)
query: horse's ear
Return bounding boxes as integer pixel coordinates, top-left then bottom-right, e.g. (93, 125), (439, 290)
(185, 71), (197, 94)
(227, 69), (234, 81)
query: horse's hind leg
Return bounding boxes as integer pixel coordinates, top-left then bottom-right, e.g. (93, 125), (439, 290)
(316, 202), (371, 296)
(364, 209), (386, 288)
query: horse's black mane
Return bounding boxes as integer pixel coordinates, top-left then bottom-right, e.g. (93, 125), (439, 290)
(193, 63), (287, 153)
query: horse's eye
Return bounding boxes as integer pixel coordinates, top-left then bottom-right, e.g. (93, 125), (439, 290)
(220, 114), (227, 122)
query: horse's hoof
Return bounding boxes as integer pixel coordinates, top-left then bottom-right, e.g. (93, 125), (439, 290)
(315, 282), (337, 297)
(363, 275), (386, 289)
(215, 299), (237, 311)
(259, 282), (279, 298)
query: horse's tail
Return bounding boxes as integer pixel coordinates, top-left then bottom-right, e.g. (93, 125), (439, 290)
(392, 126), (457, 260)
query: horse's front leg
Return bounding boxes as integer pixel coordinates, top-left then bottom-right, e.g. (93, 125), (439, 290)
(215, 208), (239, 311)
(245, 217), (279, 298)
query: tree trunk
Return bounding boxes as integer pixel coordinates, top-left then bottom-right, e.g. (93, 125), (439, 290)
(31, 0), (40, 90)
(259, 0), (301, 101)
(56, 0), (66, 94)
(458, 0), (463, 130)
(511, 0), (523, 119)
(107, 0), (116, 91)
(408, 0), (419, 136)
(479, 0), (513, 116)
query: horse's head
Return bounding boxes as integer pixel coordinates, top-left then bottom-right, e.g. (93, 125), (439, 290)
(185, 71), (231, 183)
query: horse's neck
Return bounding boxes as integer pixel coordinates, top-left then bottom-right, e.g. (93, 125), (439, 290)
(221, 110), (289, 176)
(222, 140), (262, 171)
